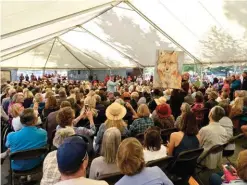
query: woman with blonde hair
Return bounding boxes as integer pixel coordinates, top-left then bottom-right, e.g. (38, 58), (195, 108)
(31, 93), (45, 115)
(77, 90), (99, 127)
(83, 90), (97, 114)
(95, 102), (128, 153)
(41, 127), (75, 185)
(129, 104), (154, 136)
(8, 93), (24, 115)
(9, 103), (24, 131)
(89, 127), (121, 179)
(175, 102), (191, 130)
(229, 97), (243, 119)
(44, 91), (54, 100)
(23, 90), (34, 108)
(116, 138), (173, 185)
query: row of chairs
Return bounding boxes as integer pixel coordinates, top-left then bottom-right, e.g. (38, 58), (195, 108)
(97, 133), (245, 185)
(97, 148), (204, 185)
(8, 133), (94, 185)
(7, 133), (244, 185)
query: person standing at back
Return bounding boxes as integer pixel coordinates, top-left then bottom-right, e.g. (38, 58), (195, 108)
(107, 75), (118, 93)
(230, 75), (241, 100)
(242, 71), (247, 90)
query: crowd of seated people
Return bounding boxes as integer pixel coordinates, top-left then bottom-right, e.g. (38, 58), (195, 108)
(0, 71), (247, 185)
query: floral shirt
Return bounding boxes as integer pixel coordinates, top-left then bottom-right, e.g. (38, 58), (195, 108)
(40, 151), (60, 185)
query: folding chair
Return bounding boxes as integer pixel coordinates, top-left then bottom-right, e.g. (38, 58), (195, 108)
(146, 156), (174, 172)
(9, 147), (48, 185)
(197, 144), (225, 173)
(167, 148), (204, 185)
(1, 123), (13, 152)
(161, 128), (178, 142)
(223, 133), (244, 164)
(48, 129), (57, 152)
(97, 172), (123, 185)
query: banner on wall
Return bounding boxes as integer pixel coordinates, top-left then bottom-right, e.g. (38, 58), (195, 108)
(154, 50), (184, 89)
(1, 70), (11, 83)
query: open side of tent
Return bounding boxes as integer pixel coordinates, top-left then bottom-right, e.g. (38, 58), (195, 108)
(1, 0), (247, 70)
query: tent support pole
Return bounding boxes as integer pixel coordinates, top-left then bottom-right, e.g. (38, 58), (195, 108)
(43, 38), (56, 75)
(57, 39), (91, 71)
(125, 1), (202, 65)
(79, 26), (144, 68)
(59, 38), (112, 69)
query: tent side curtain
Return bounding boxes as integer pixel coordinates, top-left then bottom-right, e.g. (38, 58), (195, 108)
(1, 0), (247, 69)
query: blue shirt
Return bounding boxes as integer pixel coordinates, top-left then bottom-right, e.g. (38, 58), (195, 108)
(116, 167), (174, 185)
(6, 126), (47, 171)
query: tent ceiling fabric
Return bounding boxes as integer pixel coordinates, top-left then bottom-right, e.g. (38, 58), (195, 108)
(1, 0), (114, 36)
(1, 0), (247, 69)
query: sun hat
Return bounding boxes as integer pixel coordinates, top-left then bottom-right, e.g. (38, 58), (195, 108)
(155, 96), (167, 105)
(57, 136), (88, 174)
(156, 104), (172, 118)
(106, 102), (126, 121)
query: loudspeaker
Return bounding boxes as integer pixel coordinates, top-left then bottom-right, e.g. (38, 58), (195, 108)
(78, 70), (80, 74)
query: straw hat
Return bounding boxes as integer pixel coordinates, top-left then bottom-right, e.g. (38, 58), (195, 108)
(106, 102), (126, 121)
(155, 97), (167, 105)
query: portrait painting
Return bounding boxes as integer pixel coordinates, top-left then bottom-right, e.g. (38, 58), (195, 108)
(154, 50), (183, 89)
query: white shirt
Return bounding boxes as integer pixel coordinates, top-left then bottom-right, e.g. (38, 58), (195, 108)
(52, 76), (58, 84)
(55, 177), (108, 185)
(12, 117), (23, 131)
(89, 156), (120, 179)
(199, 122), (228, 169)
(219, 117), (235, 150)
(143, 145), (167, 162)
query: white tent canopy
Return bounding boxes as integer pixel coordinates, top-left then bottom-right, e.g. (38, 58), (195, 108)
(1, 0), (247, 69)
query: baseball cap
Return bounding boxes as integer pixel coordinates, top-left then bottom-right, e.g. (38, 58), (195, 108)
(57, 136), (88, 174)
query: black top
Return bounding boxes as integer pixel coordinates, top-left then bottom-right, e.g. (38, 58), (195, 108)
(242, 77), (247, 90)
(204, 100), (218, 110)
(173, 134), (200, 157)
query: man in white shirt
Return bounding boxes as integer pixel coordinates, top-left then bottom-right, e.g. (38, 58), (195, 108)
(55, 136), (108, 185)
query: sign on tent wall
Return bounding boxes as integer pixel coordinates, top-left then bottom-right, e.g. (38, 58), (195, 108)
(154, 50), (184, 89)
(0, 70), (11, 83)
